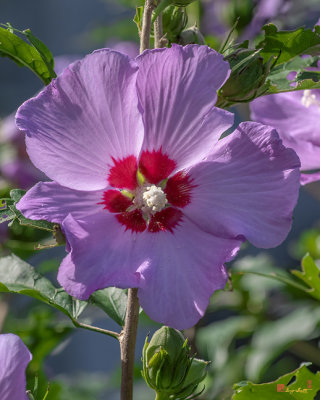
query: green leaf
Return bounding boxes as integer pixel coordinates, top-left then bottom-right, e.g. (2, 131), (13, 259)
(245, 305), (320, 380)
(0, 24), (56, 85)
(258, 24), (320, 67)
(291, 254), (320, 301)
(91, 287), (128, 326)
(233, 269), (310, 293)
(264, 55), (320, 95)
(8, 205), (55, 232)
(233, 364), (320, 399)
(133, 6), (144, 33)
(0, 198), (15, 223)
(216, 24), (320, 106)
(290, 229), (320, 260)
(296, 70), (320, 83)
(7, 189), (55, 232)
(0, 254), (87, 320)
(10, 188), (26, 202)
(21, 28), (55, 78)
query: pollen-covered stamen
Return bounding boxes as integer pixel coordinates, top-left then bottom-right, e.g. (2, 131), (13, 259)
(133, 184), (168, 214)
(143, 185), (168, 213)
(301, 90), (320, 109)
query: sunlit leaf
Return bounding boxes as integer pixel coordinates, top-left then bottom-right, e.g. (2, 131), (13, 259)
(264, 55), (320, 95)
(217, 25), (320, 105)
(21, 28), (55, 78)
(233, 364), (320, 399)
(0, 24), (56, 85)
(258, 24), (320, 67)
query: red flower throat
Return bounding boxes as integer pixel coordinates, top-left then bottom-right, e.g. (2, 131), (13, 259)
(100, 150), (194, 233)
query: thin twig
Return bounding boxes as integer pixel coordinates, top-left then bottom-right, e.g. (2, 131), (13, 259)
(140, 0), (156, 53)
(120, 288), (140, 400)
(72, 319), (120, 340)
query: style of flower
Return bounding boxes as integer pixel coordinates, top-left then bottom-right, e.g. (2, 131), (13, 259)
(0, 334), (32, 400)
(16, 45), (300, 329)
(250, 85), (320, 184)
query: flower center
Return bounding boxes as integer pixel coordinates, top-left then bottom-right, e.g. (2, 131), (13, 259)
(131, 184), (169, 221)
(301, 90), (320, 109)
(101, 151), (195, 233)
(140, 185), (168, 214)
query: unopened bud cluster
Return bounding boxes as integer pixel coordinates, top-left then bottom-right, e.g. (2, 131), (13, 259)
(142, 326), (208, 399)
(162, 6), (188, 43)
(219, 48), (272, 103)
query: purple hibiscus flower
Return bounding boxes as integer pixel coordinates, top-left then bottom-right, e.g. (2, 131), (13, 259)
(250, 85), (320, 185)
(0, 55), (83, 190)
(0, 334), (32, 400)
(16, 45), (300, 329)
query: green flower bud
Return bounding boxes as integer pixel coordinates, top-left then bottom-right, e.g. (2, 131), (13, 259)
(174, 358), (209, 398)
(178, 24), (205, 45)
(142, 327), (208, 399)
(219, 48), (272, 103)
(162, 6), (188, 43)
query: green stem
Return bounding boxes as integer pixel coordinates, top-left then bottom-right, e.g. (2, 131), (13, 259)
(155, 392), (169, 400)
(71, 319), (120, 340)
